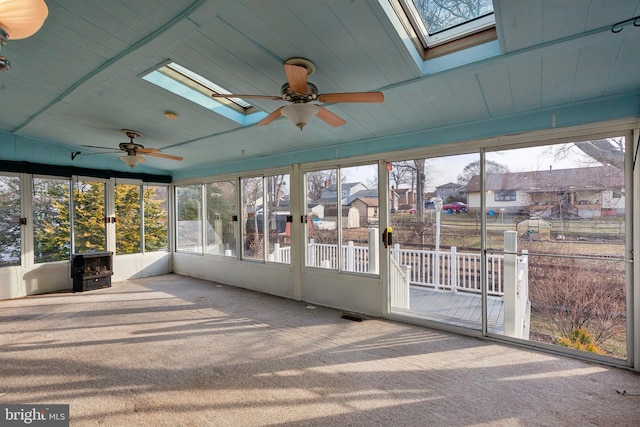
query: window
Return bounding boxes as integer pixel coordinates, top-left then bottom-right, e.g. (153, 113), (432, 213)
(142, 62), (267, 126)
(391, 0), (496, 58)
(206, 181), (237, 256)
(266, 174), (290, 264)
(241, 177), (263, 261)
(159, 62), (252, 111)
(115, 183), (168, 255)
(410, 0), (494, 36)
(487, 137), (628, 360)
(387, 153), (483, 328)
(33, 177), (71, 263)
(116, 183), (142, 255)
(305, 168), (338, 270)
(0, 174), (21, 267)
(341, 165), (379, 273)
(144, 185), (168, 252)
(73, 179), (106, 253)
(241, 174), (291, 263)
(305, 165), (378, 274)
(494, 191), (516, 201)
(176, 184), (203, 253)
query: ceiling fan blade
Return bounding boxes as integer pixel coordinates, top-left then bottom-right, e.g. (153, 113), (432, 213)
(316, 106), (346, 127)
(81, 144), (119, 151)
(318, 92), (384, 103)
(144, 152), (183, 161)
(257, 107), (284, 126)
(284, 63), (308, 94)
(138, 147), (161, 153)
(211, 94), (281, 100)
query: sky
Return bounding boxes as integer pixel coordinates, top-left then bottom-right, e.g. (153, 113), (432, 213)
(343, 141), (606, 191)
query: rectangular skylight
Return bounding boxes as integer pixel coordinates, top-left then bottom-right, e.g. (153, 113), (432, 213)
(397, 0), (495, 49)
(162, 62), (252, 109)
(142, 61), (267, 126)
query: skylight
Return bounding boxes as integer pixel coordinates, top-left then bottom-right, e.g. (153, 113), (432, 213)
(392, 0), (496, 56)
(142, 61), (267, 126)
(161, 63), (252, 110)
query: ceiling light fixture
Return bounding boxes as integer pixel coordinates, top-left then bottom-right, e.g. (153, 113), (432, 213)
(281, 103), (319, 130)
(0, 0), (49, 71)
(120, 154), (144, 169)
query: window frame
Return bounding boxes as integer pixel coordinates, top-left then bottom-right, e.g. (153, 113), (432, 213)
(389, 0), (497, 60)
(32, 175), (72, 264)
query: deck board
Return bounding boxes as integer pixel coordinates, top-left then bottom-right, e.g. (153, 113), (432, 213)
(405, 286), (504, 333)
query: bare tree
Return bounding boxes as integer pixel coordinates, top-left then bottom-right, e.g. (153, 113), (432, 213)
(267, 175), (287, 209)
(413, 0), (493, 33)
(306, 170), (337, 200)
(526, 243), (626, 350)
(389, 161), (416, 190)
(573, 138), (625, 170)
(457, 159), (509, 186)
(415, 159), (426, 221)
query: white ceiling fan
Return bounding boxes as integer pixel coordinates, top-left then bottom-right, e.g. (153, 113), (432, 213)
(211, 58), (384, 130)
(81, 129), (183, 169)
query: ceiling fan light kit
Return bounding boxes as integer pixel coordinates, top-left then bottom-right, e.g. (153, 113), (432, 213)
(120, 154), (144, 169)
(211, 57), (383, 130)
(281, 103), (319, 130)
(0, 0), (49, 71)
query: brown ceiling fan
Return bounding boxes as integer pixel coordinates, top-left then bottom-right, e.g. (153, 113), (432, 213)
(81, 129), (183, 168)
(211, 58), (384, 130)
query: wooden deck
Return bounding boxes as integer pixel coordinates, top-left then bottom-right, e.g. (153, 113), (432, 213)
(405, 286), (505, 334)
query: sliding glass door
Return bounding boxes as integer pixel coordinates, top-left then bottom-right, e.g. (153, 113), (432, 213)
(387, 153), (483, 331)
(486, 138), (628, 361)
(387, 134), (630, 364)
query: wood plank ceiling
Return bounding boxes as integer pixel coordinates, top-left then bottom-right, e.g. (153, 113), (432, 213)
(1, 0), (639, 177)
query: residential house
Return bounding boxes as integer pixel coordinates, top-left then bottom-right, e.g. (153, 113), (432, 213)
(465, 166), (624, 218)
(320, 182), (368, 204)
(435, 182), (466, 202)
(351, 197), (379, 225)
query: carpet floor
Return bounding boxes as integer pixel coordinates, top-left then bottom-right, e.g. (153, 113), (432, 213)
(1, 274), (639, 426)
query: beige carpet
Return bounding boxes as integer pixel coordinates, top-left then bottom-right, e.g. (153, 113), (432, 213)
(1, 274), (639, 426)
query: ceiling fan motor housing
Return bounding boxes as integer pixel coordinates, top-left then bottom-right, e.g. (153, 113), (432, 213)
(119, 142), (144, 155)
(281, 82), (318, 102)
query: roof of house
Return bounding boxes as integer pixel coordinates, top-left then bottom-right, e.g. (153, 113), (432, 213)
(392, 188), (412, 195)
(323, 182), (367, 193)
(465, 166), (623, 193)
(436, 182), (461, 190)
(350, 189), (378, 199)
(352, 197), (379, 207)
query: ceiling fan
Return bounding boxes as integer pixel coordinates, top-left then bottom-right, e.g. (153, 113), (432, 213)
(211, 58), (384, 130)
(81, 129), (183, 169)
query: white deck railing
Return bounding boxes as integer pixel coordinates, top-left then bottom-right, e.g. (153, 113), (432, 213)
(274, 240), (519, 297)
(389, 253), (411, 309)
(391, 245), (504, 296)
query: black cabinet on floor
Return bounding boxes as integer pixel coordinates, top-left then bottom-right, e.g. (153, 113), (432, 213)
(71, 252), (113, 292)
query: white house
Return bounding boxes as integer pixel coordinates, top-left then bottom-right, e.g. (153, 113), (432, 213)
(465, 166), (624, 218)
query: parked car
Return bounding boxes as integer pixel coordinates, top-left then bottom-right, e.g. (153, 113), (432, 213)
(408, 206), (417, 214)
(442, 202), (468, 213)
